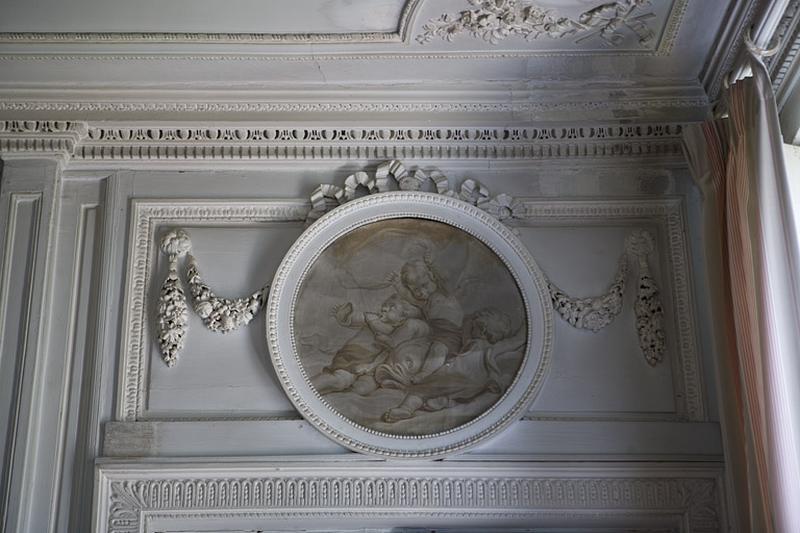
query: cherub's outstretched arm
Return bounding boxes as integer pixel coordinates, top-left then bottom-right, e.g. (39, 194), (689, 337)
(365, 313), (395, 335)
(331, 302), (366, 328)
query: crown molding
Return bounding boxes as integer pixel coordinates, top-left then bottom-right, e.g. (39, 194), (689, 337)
(0, 120), (688, 167)
(0, 83), (709, 126)
(765, 0), (800, 108)
(701, 0), (761, 101)
(0, 120), (87, 164)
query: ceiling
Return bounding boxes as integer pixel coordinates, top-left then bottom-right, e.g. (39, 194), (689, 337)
(0, 0), (782, 124)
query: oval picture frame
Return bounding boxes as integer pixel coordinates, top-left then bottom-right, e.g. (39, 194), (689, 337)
(267, 191), (552, 458)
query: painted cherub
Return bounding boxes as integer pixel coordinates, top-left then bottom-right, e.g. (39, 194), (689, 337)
(375, 258), (465, 388)
(382, 307), (525, 423)
(313, 294), (429, 396)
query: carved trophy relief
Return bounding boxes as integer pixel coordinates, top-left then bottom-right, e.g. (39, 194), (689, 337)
(417, 0), (657, 47)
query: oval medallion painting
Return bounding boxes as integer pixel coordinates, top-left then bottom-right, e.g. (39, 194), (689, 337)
(268, 192), (552, 458)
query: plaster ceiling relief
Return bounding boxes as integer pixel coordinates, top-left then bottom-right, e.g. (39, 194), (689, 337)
(414, 0), (687, 55)
(0, 0), (686, 54)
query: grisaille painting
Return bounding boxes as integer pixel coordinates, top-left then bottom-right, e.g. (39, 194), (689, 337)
(294, 218), (527, 436)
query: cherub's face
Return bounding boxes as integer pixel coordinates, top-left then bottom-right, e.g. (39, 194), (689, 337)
(380, 301), (405, 324)
(471, 320), (487, 340)
(403, 271), (436, 301)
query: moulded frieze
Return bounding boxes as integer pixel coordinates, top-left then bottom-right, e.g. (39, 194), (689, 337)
(0, 99), (707, 112)
(0, 121), (689, 164)
(75, 123), (684, 163)
(95, 462), (724, 533)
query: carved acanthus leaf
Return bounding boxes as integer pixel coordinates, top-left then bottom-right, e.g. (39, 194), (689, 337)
(417, 0), (656, 47)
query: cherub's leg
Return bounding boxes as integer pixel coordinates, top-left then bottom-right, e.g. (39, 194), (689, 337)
(314, 369), (356, 394)
(413, 341), (448, 381)
(382, 394), (423, 422)
(422, 395), (453, 412)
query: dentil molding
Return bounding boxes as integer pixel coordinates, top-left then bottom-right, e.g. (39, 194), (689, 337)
(0, 120), (87, 164)
(95, 461), (725, 533)
(0, 121), (686, 165)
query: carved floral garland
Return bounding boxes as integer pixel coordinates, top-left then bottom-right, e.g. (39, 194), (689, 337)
(156, 230), (191, 367)
(155, 160), (666, 368)
(416, 0), (657, 47)
(155, 229), (268, 366)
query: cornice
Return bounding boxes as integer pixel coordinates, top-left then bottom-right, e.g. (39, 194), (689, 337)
(0, 99), (708, 114)
(0, 122), (687, 166)
(702, 0), (761, 101)
(0, 120), (87, 164)
(765, 0), (800, 107)
(0, 84), (709, 124)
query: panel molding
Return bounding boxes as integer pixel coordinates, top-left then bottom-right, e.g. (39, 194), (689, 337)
(0, 192), (42, 533)
(93, 461), (726, 533)
(118, 197), (704, 423)
(118, 200), (310, 422)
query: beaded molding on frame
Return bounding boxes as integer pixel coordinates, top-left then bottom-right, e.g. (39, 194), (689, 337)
(267, 191), (555, 458)
(95, 463), (724, 533)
